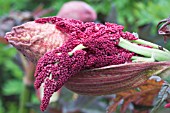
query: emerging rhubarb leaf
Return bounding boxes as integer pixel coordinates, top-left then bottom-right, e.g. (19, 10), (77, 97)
(5, 16), (170, 111)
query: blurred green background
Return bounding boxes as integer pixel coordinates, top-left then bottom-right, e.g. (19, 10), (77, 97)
(0, 0), (170, 113)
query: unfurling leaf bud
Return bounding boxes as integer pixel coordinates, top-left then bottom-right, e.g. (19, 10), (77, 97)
(5, 21), (68, 63)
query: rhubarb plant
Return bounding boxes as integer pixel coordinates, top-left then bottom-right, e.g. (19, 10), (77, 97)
(5, 16), (170, 111)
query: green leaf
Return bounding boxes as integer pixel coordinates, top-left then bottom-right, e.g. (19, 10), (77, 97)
(3, 80), (23, 96)
(6, 102), (19, 113)
(4, 60), (23, 80)
(0, 100), (5, 113)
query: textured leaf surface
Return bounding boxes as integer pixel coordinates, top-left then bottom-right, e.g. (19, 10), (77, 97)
(107, 79), (164, 113)
(65, 62), (170, 95)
